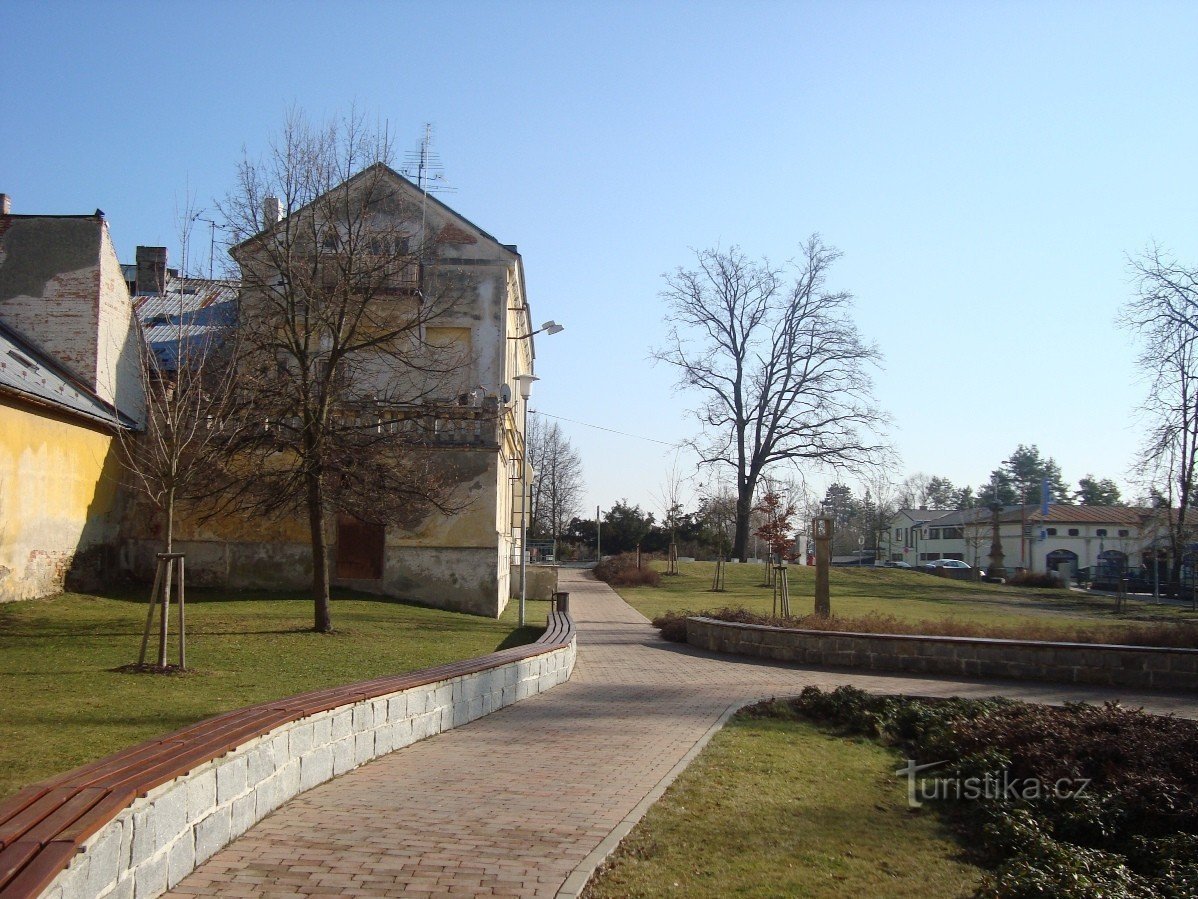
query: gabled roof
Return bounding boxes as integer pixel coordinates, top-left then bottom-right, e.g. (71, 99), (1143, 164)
(230, 163), (518, 260)
(0, 319), (136, 429)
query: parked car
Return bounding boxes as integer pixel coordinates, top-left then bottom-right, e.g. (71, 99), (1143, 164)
(921, 559), (972, 571)
(875, 560), (912, 569)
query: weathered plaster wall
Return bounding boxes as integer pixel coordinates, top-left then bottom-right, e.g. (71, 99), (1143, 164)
(0, 218), (101, 390)
(0, 402), (120, 602)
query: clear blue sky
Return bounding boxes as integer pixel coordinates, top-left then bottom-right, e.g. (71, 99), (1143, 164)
(5, 1), (1197, 516)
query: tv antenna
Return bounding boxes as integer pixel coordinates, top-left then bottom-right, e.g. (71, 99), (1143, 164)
(403, 124), (456, 229)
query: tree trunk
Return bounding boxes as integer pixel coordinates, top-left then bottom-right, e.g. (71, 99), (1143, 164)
(306, 470), (333, 633)
(733, 488), (753, 561)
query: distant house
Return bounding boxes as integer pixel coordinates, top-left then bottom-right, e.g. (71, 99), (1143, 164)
(0, 195), (142, 601)
(885, 504), (1149, 575)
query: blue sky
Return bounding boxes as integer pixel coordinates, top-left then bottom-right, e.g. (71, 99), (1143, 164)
(4, 1), (1197, 516)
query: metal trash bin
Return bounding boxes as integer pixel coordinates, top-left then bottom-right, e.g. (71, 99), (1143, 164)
(551, 591), (570, 614)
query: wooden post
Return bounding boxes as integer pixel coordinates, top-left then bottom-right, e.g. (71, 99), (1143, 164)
(813, 516), (833, 616)
(177, 556), (187, 669)
(710, 558), (726, 592)
(158, 558), (173, 668)
(138, 553), (188, 670)
(138, 561), (165, 666)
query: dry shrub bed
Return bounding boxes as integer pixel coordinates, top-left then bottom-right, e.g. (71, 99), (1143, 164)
(594, 553), (661, 588)
(772, 686), (1198, 898)
(1005, 571), (1066, 589)
(650, 607), (1198, 649)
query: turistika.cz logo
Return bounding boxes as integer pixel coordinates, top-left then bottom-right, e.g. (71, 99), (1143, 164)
(895, 759), (1092, 809)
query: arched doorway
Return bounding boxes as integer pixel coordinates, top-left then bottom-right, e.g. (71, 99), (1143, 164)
(1045, 548), (1079, 577)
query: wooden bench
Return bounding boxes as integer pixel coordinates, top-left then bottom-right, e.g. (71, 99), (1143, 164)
(0, 611), (575, 899)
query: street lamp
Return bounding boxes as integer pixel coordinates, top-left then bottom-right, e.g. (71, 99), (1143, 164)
(507, 320), (565, 339)
(513, 373), (539, 627)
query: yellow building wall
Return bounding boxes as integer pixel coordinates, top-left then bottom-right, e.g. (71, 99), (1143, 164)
(0, 401), (120, 602)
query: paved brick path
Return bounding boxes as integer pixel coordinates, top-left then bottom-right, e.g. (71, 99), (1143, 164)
(166, 570), (1198, 898)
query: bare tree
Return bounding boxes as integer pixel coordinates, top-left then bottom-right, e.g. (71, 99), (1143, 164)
(1120, 244), (1198, 581)
(656, 237), (889, 561)
(526, 414), (584, 550)
(213, 111), (472, 632)
(118, 215), (241, 558)
(654, 454), (688, 573)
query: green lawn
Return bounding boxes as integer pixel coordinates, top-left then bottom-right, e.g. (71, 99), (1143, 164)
(582, 711), (982, 899)
(0, 588), (549, 802)
(616, 561), (1198, 631)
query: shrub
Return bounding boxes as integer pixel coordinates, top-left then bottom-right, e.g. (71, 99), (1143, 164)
(594, 553), (661, 588)
(1007, 571), (1067, 589)
(650, 610), (690, 642)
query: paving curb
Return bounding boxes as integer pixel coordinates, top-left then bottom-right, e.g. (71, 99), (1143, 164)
(555, 697), (753, 898)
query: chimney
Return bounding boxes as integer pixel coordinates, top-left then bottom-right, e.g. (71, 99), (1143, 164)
(263, 196), (282, 226)
(0, 194), (10, 215)
(135, 246), (168, 296)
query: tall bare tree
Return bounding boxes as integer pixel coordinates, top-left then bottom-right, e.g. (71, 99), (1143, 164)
(1120, 244), (1198, 581)
(214, 111), (472, 632)
(656, 237), (889, 560)
(526, 414), (585, 548)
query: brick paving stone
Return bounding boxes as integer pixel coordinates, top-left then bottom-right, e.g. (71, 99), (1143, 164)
(164, 570), (1198, 897)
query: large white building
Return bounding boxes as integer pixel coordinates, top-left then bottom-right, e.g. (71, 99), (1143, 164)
(885, 505), (1153, 575)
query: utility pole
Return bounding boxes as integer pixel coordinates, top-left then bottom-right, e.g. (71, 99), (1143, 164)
(596, 505), (602, 561)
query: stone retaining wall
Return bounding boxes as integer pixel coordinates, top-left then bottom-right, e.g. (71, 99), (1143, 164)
(686, 617), (1198, 691)
(42, 635), (577, 899)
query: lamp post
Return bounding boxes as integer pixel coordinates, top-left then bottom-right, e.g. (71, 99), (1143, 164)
(513, 373), (539, 627)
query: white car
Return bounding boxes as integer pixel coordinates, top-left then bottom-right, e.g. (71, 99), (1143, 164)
(923, 559), (972, 571)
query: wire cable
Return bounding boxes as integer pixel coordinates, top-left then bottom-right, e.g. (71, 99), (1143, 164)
(529, 409), (682, 447)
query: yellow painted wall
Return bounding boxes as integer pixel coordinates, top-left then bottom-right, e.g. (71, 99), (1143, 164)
(0, 401), (120, 601)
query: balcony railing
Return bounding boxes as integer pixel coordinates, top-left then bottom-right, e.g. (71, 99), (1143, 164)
(341, 401), (501, 448)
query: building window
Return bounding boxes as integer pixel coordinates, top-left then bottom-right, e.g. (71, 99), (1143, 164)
(942, 527), (963, 539)
(1118, 529), (1130, 537)
(1068, 528), (1080, 537)
(1046, 528), (1057, 536)
(894, 528), (901, 542)
(928, 528), (941, 539)
(1096, 528), (1107, 537)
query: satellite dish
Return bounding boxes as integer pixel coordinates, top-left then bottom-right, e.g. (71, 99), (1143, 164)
(499, 383), (512, 404)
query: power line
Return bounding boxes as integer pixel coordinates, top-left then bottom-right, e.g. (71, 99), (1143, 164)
(529, 409), (682, 447)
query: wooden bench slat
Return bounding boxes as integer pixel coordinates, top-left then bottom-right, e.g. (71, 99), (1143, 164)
(0, 791), (72, 852)
(0, 841), (40, 893)
(11, 789), (107, 851)
(52, 790), (136, 845)
(0, 788), (51, 837)
(0, 841), (76, 899)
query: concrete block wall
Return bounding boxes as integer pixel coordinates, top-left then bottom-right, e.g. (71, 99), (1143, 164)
(686, 617), (1198, 692)
(41, 639), (576, 899)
